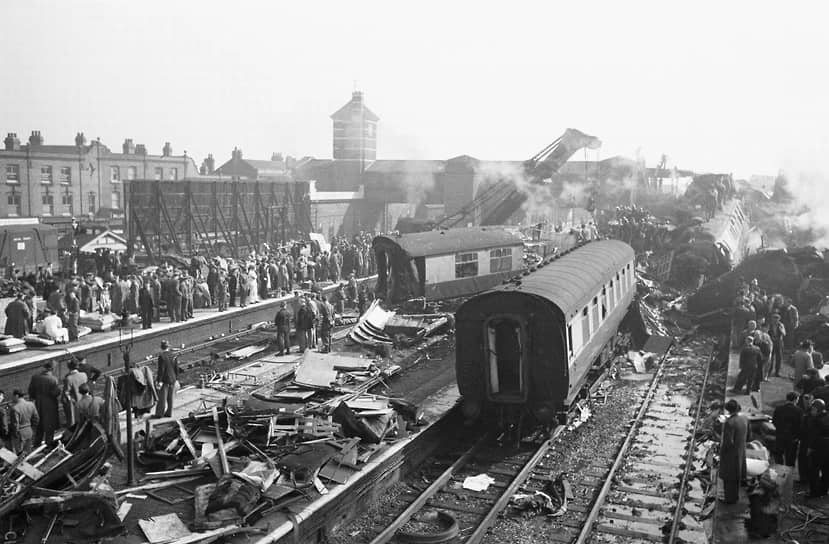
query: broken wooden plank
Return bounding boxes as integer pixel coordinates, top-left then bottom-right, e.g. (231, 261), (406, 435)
(0, 447), (45, 480)
(178, 419), (199, 460)
(142, 466), (210, 480)
(116, 476), (203, 496)
(211, 407), (230, 475)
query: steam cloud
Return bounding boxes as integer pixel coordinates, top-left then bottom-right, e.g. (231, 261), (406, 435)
(777, 163), (829, 249)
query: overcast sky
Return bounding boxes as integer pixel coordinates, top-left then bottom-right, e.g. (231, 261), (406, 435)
(1, 1), (826, 178)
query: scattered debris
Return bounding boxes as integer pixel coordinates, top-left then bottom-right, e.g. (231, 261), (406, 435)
(462, 473), (496, 492)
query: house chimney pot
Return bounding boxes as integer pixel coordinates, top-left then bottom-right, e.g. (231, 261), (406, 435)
(29, 130), (44, 147)
(4, 133), (21, 151)
(123, 138), (135, 154)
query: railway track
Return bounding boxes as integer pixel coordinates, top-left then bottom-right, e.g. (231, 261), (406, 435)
(343, 336), (719, 544)
(363, 425), (562, 544)
(571, 345), (715, 544)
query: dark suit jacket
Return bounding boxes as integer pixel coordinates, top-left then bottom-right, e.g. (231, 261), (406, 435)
(157, 350), (179, 385)
(773, 402), (802, 441)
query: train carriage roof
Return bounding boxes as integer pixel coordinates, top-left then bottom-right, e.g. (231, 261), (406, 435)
(373, 227), (523, 258)
(464, 239), (634, 319)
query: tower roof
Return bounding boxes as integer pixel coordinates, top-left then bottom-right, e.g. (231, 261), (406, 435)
(331, 91), (379, 122)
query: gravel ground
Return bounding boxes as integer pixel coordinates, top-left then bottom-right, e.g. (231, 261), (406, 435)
(482, 373), (650, 544)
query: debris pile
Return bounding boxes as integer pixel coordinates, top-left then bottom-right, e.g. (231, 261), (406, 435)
(349, 300), (452, 350)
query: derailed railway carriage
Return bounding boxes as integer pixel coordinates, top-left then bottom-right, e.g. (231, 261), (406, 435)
(455, 240), (636, 427)
(373, 227), (524, 303)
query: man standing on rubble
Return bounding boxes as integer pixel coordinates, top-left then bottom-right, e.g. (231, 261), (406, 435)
(9, 389), (38, 455)
(720, 399), (748, 504)
(768, 313), (786, 378)
(318, 294), (334, 353)
(155, 340), (180, 418)
(296, 300), (315, 353)
(274, 302), (292, 355)
(28, 361), (61, 447)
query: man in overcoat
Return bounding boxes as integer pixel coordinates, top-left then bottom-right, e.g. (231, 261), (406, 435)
(28, 361), (61, 447)
(720, 399), (748, 504)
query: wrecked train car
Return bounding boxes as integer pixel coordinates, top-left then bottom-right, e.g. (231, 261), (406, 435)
(455, 239), (636, 426)
(373, 227), (524, 303)
(672, 199), (751, 283)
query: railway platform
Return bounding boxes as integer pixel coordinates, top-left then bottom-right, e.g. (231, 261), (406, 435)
(715, 345), (829, 543)
(0, 275), (377, 395)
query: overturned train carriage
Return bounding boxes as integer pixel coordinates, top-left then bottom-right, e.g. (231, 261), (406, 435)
(373, 227), (524, 303)
(455, 240), (636, 425)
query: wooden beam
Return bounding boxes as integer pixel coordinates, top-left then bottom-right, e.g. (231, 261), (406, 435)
(211, 407), (230, 475)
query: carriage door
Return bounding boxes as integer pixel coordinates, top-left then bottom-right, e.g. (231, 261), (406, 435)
(485, 316), (526, 403)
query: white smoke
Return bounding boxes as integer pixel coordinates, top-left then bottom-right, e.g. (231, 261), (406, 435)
(777, 162), (829, 249)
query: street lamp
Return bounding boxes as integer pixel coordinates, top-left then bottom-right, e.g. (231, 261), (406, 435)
(118, 325), (136, 485)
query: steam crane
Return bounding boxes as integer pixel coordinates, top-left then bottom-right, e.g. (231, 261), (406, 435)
(437, 128), (601, 229)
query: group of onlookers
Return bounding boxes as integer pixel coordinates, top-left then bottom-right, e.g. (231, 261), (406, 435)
(0, 358), (103, 455)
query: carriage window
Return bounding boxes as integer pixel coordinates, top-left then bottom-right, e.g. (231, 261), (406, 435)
(601, 287), (608, 319)
(591, 296), (599, 327)
(615, 272), (621, 298)
(489, 247), (512, 273)
(486, 317), (523, 399)
(455, 252), (479, 278)
(581, 307), (590, 343)
(609, 280), (615, 308)
(567, 324), (574, 358)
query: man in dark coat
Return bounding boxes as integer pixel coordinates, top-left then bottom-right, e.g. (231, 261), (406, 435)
(139, 284), (154, 329)
(773, 391), (802, 466)
(4, 293), (30, 338)
(720, 399), (748, 504)
(28, 361), (61, 447)
(805, 399), (829, 497)
(296, 302), (315, 353)
(155, 340), (180, 418)
(274, 302), (293, 355)
(768, 313), (786, 377)
(732, 336), (761, 394)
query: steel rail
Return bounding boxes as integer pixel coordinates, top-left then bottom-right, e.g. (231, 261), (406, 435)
(368, 434), (489, 544)
(465, 425), (565, 544)
(667, 345), (717, 544)
(573, 347), (673, 544)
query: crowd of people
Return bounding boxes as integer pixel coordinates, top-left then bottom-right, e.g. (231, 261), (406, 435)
(721, 276), (829, 512)
(606, 205), (674, 253)
(3, 232), (380, 342)
(0, 357), (105, 454)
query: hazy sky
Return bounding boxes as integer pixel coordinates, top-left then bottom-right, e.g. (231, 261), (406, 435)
(2, 1), (826, 178)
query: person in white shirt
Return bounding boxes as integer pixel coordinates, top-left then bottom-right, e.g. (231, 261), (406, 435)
(39, 308), (68, 343)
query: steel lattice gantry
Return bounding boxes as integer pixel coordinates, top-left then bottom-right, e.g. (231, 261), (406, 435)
(125, 178), (313, 263)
